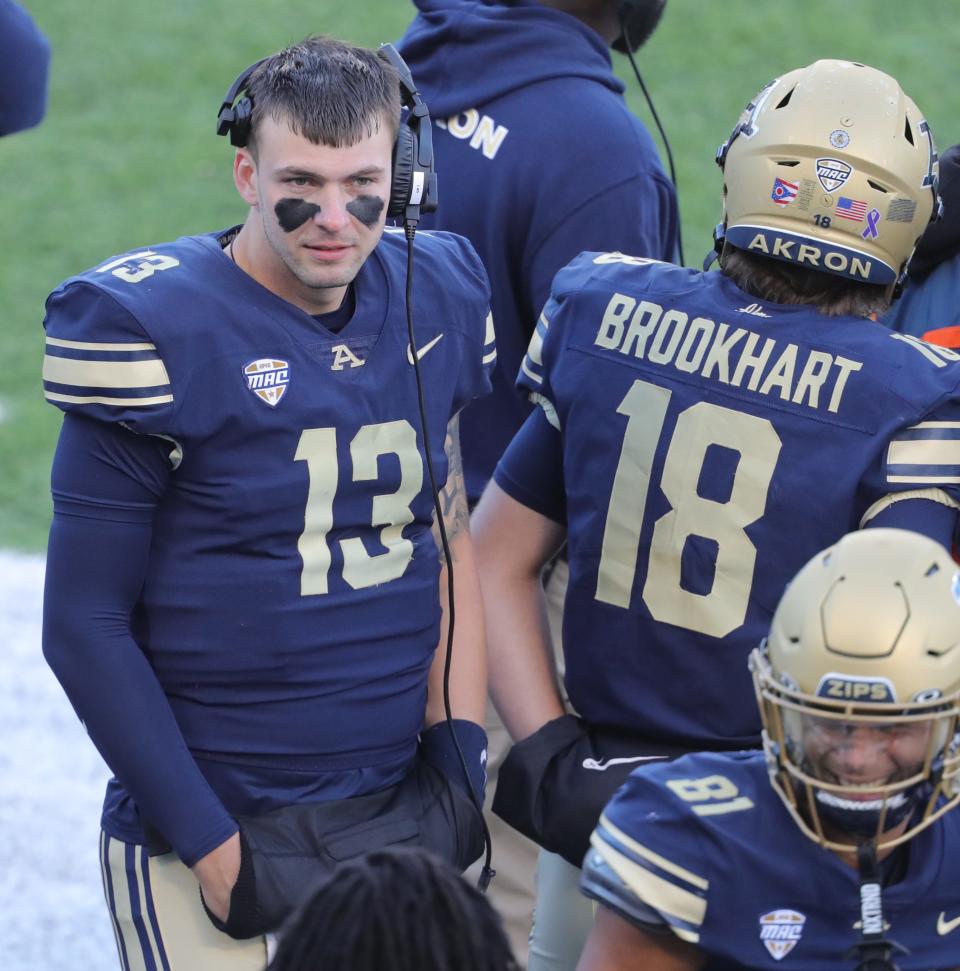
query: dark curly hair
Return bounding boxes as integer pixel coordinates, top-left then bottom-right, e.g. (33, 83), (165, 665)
(267, 846), (521, 971)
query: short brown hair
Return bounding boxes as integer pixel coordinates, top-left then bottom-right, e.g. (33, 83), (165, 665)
(719, 245), (892, 318)
(246, 36), (400, 157)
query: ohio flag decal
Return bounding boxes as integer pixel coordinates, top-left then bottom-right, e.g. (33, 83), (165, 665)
(771, 178), (799, 206)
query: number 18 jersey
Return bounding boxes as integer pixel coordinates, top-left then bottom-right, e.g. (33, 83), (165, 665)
(495, 252), (960, 748)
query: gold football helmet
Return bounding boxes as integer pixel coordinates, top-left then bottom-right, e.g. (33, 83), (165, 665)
(750, 528), (960, 852)
(716, 60), (940, 291)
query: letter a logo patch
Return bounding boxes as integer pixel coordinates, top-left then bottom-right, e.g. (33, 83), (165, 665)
(243, 358), (290, 407)
(758, 910), (806, 960)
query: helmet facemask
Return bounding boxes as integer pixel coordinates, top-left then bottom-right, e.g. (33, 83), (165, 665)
(752, 644), (960, 853)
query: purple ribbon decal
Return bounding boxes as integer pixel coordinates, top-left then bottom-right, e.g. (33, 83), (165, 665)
(862, 208), (881, 240)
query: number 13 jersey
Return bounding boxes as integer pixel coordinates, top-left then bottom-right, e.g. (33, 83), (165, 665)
(42, 228), (494, 795)
(494, 252), (960, 748)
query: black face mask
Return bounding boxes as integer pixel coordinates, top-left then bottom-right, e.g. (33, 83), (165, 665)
(612, 0), (667, 54)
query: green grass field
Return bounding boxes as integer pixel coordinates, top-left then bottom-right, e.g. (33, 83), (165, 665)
(3, 0), (958, 550)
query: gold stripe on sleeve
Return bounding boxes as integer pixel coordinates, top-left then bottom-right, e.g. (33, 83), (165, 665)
(598, 814), (709, 890)
(591, 833), (706, 938)
(43, 355), (170, 389)
(44, 391), (174, 406)
(484, 311), (496, 347)
(887, 438), (960, 468)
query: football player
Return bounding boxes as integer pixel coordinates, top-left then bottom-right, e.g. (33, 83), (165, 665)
(41, 36), (493, 969)
(472, 59), (959, 968)
(580, 528), (960, 969)
(397, 1), (678, 962)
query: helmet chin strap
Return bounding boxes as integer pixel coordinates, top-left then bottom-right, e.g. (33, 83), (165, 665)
(845, 841), (909, 971)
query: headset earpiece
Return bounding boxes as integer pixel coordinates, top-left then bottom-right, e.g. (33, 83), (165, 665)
(215, 58), (268, 148)
(389, 124), (417, 219)
(377, 43), (438, 227)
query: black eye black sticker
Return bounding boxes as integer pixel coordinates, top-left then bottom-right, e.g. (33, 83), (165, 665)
(275, 198), (321, 232)
(346, 195), (385, 228)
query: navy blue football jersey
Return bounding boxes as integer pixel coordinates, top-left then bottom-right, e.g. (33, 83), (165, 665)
(43, 228), (493, 842)
(583, 751), (960, 969)
(497, 252), (960, 747)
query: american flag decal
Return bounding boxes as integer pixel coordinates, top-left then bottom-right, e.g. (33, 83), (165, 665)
(886, 422), (960, 484)
(835, 197), (867, 221)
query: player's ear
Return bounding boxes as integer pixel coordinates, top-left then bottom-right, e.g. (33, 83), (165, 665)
(234, 148), (259, 207)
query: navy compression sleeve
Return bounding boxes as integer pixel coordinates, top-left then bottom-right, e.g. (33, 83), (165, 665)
(42, 413), (237, 865)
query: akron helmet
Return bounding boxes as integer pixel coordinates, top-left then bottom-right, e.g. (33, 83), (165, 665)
(716, 60), (940, 291)
(749, 528), (960, 852)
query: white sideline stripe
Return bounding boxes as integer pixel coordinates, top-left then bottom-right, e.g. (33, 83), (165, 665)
(2, 549), (118, 965)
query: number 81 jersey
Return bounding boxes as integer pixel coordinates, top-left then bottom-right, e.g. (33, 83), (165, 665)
(42, 228), (493, 769)
(583, 751), (960, 969)
(504, 251), (960, 748)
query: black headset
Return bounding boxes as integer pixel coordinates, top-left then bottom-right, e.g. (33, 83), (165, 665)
(613, 0), (667, 54)
(215, 43), (438, 228)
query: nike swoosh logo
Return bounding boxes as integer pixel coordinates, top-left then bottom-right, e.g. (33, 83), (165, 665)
(407, 333), (443, 365)
(937, 912), (960, 935)
(582, 756), (670, 772)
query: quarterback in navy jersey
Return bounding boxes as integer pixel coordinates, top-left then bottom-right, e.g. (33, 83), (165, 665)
(41, 37), (493, 968)
(472, 59), (958, 965)
(580, 529), (960, 970)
